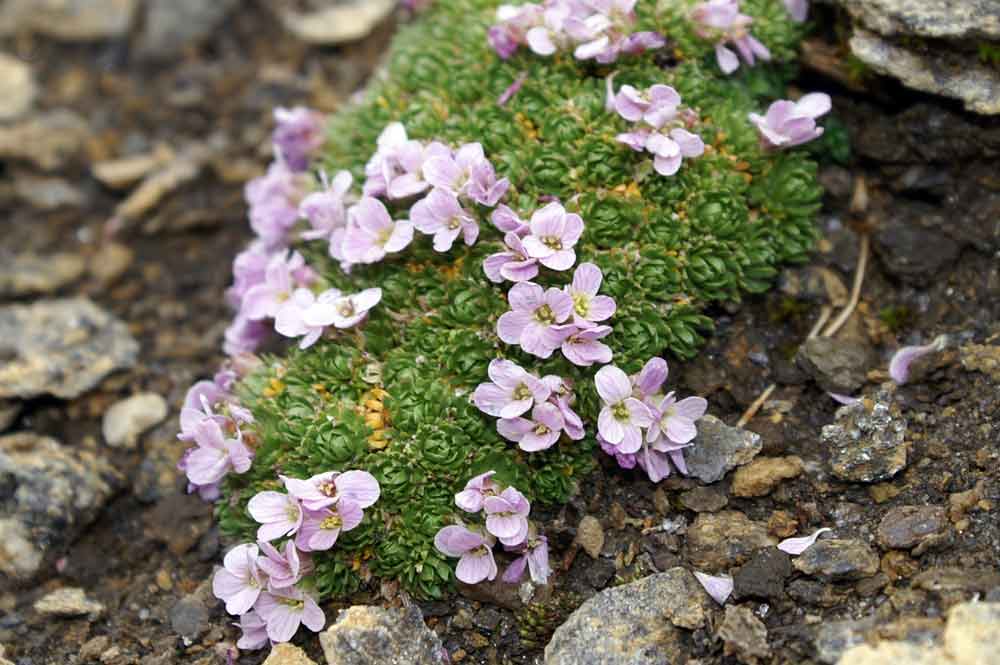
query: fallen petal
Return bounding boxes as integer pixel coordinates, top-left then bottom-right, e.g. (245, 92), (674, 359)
(693, 571), (733, 605)
(777, 527), (832, 555)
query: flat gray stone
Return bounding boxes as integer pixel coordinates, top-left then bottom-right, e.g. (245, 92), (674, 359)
(0, 433), (123, 584)
(0, 253), (86, 298)
(793, 538), (879, 581)
(686, 511), (776, 572)
(544, 568), (710, 665)
(140, 0), (240, 57)
(850, 28), (1000, 116)
(0, 298), (139, 400)
(683, 415), (762, 484)
(797, 337), (871, 395)
(0, 0), (137, 41)
(837, 0), (1000, 41)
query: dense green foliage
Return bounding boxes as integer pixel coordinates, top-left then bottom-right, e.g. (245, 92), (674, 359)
(218, 0), (823, 599)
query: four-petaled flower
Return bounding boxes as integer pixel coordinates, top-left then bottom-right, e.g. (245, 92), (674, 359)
(497, 402), (566, 452)
(212, 543), (263, 615)
(282, 470), (381, 511)
(566, 263), (616, 327)
(455, 470), (500, 513)
(749, 93), (831, 150)
(483, 232), (539, 284)
(595, 365), (653, 452)
(296, 501), (364, 552)
(248, 491), (304, 542)
(434, 525), (498, 584)
(647, 393), (708, 445)
(342, 197), (414, 264)
(473, 359), (551, 419)
(411, 187), (480, 252)
(502, 534), (550, 585)
(497, 281), (573, 358)
(257, 540), (305, 590)
(254, 587), (325, 643)
(521, 202), (584, 271)
(560, 324), (613, 367)
(483, 487), (531, 545)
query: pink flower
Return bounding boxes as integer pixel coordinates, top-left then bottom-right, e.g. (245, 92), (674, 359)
(467, 159), (510, 207)
(248, 491), (304, 542)
(363, 122), (409, 198)
(483, 232), (539, 284)
(596, 364), (653, 452)
(498, 402), (566, 452)
(502, 534), (550, 585)
(411, 187), (480, 252)
(484, 487), (531, 546)
(257, 540), (305, 590)
(566, 262), (616, 327)
(273, 106), (325, 173)
(299, 170), (352, 241)
(276, 288), (382, 347)
(295, 501), (364, 551)
(242, 251), (310, 321)
(341, 197), (414, 264)
(236, 611), (269, 650)
(434, 525), (498, 584)
(784, 0), (808, 22)
(423, 142), (508, 206)
(387, 139), (452, 199)
(212, 543), (263, 615)
(223, 314), (270, 357)
(614, 84), (680, 127)
(521, 202), (584, 271)
(227, 241), (270, 309)
(749, 93), (831, 150)
(691, 0), (770, 74)
(497, 281), (574, 358)
(473, 358), (551, 419)
(455, 470), (500, 513)
(184, 418), (252, 486)
(646, 393), (708, 445)
(542, 375), (585, 440)
(254, 587), (325, 643)
(645, 128), (705, 176)
(282, 470), (381, 511)
(560, 324), (613, 367)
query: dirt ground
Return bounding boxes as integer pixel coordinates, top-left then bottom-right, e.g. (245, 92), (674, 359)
(1, 2), (998, 664)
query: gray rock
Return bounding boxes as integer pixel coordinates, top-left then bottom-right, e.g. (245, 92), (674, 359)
(319, 605), (445, 665)
(273, 0), (397, 44)
(170, 594), (209, 642)
(732, 548), (792, 601)
(718, 605), (770, 663)
(0, 298), (139, 400)
(0, 109), (89, 170)
(793, 538), (879, 581)
(0, 433), (123, 583)
(140, 0), (240, 57)
(850, 28), (1000, 116)
(876, 505), (951, 555)
(32, 587), (105, 618)
(102, 393), (168, 449)
(544, 568), (710, 665)
(575, 515), (604, 559)
(836, 0), (1000, 41)
(0, 0), (137, 41)
(823, 386), (909, 483)
(874, 218), (962, 285)
(797, 338), (871, 394)
(0, 253), (86, 298)
(0, 53), (35, 120)
(684, 415), (762, 484)
(686, 511), (776, 572)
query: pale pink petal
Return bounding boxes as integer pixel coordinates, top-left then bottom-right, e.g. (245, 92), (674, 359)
(335, 470), (380, 508)
(693, 571), (734, 605)
(673, 396), (708, 420)
(777, 527), (832, 555)
(595, 365), (631, 403)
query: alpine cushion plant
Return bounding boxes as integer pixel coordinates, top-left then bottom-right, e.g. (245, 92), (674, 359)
(182, 0), (827, 632)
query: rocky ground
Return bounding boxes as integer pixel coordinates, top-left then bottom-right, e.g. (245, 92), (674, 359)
(1, 2), (998, 665)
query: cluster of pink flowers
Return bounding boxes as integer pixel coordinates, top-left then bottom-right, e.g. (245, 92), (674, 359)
(488, 0), (665, 63)
(611, 82), (706, 176)
(473, 360), (585, 451)
(213, 469), (381, 648)
(434, 471), (550, 585)
(749, 93), (831, 150)
(177, 369), (255, 500)
(595, 358), (707, 483)
(691, 0), (770, 75)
